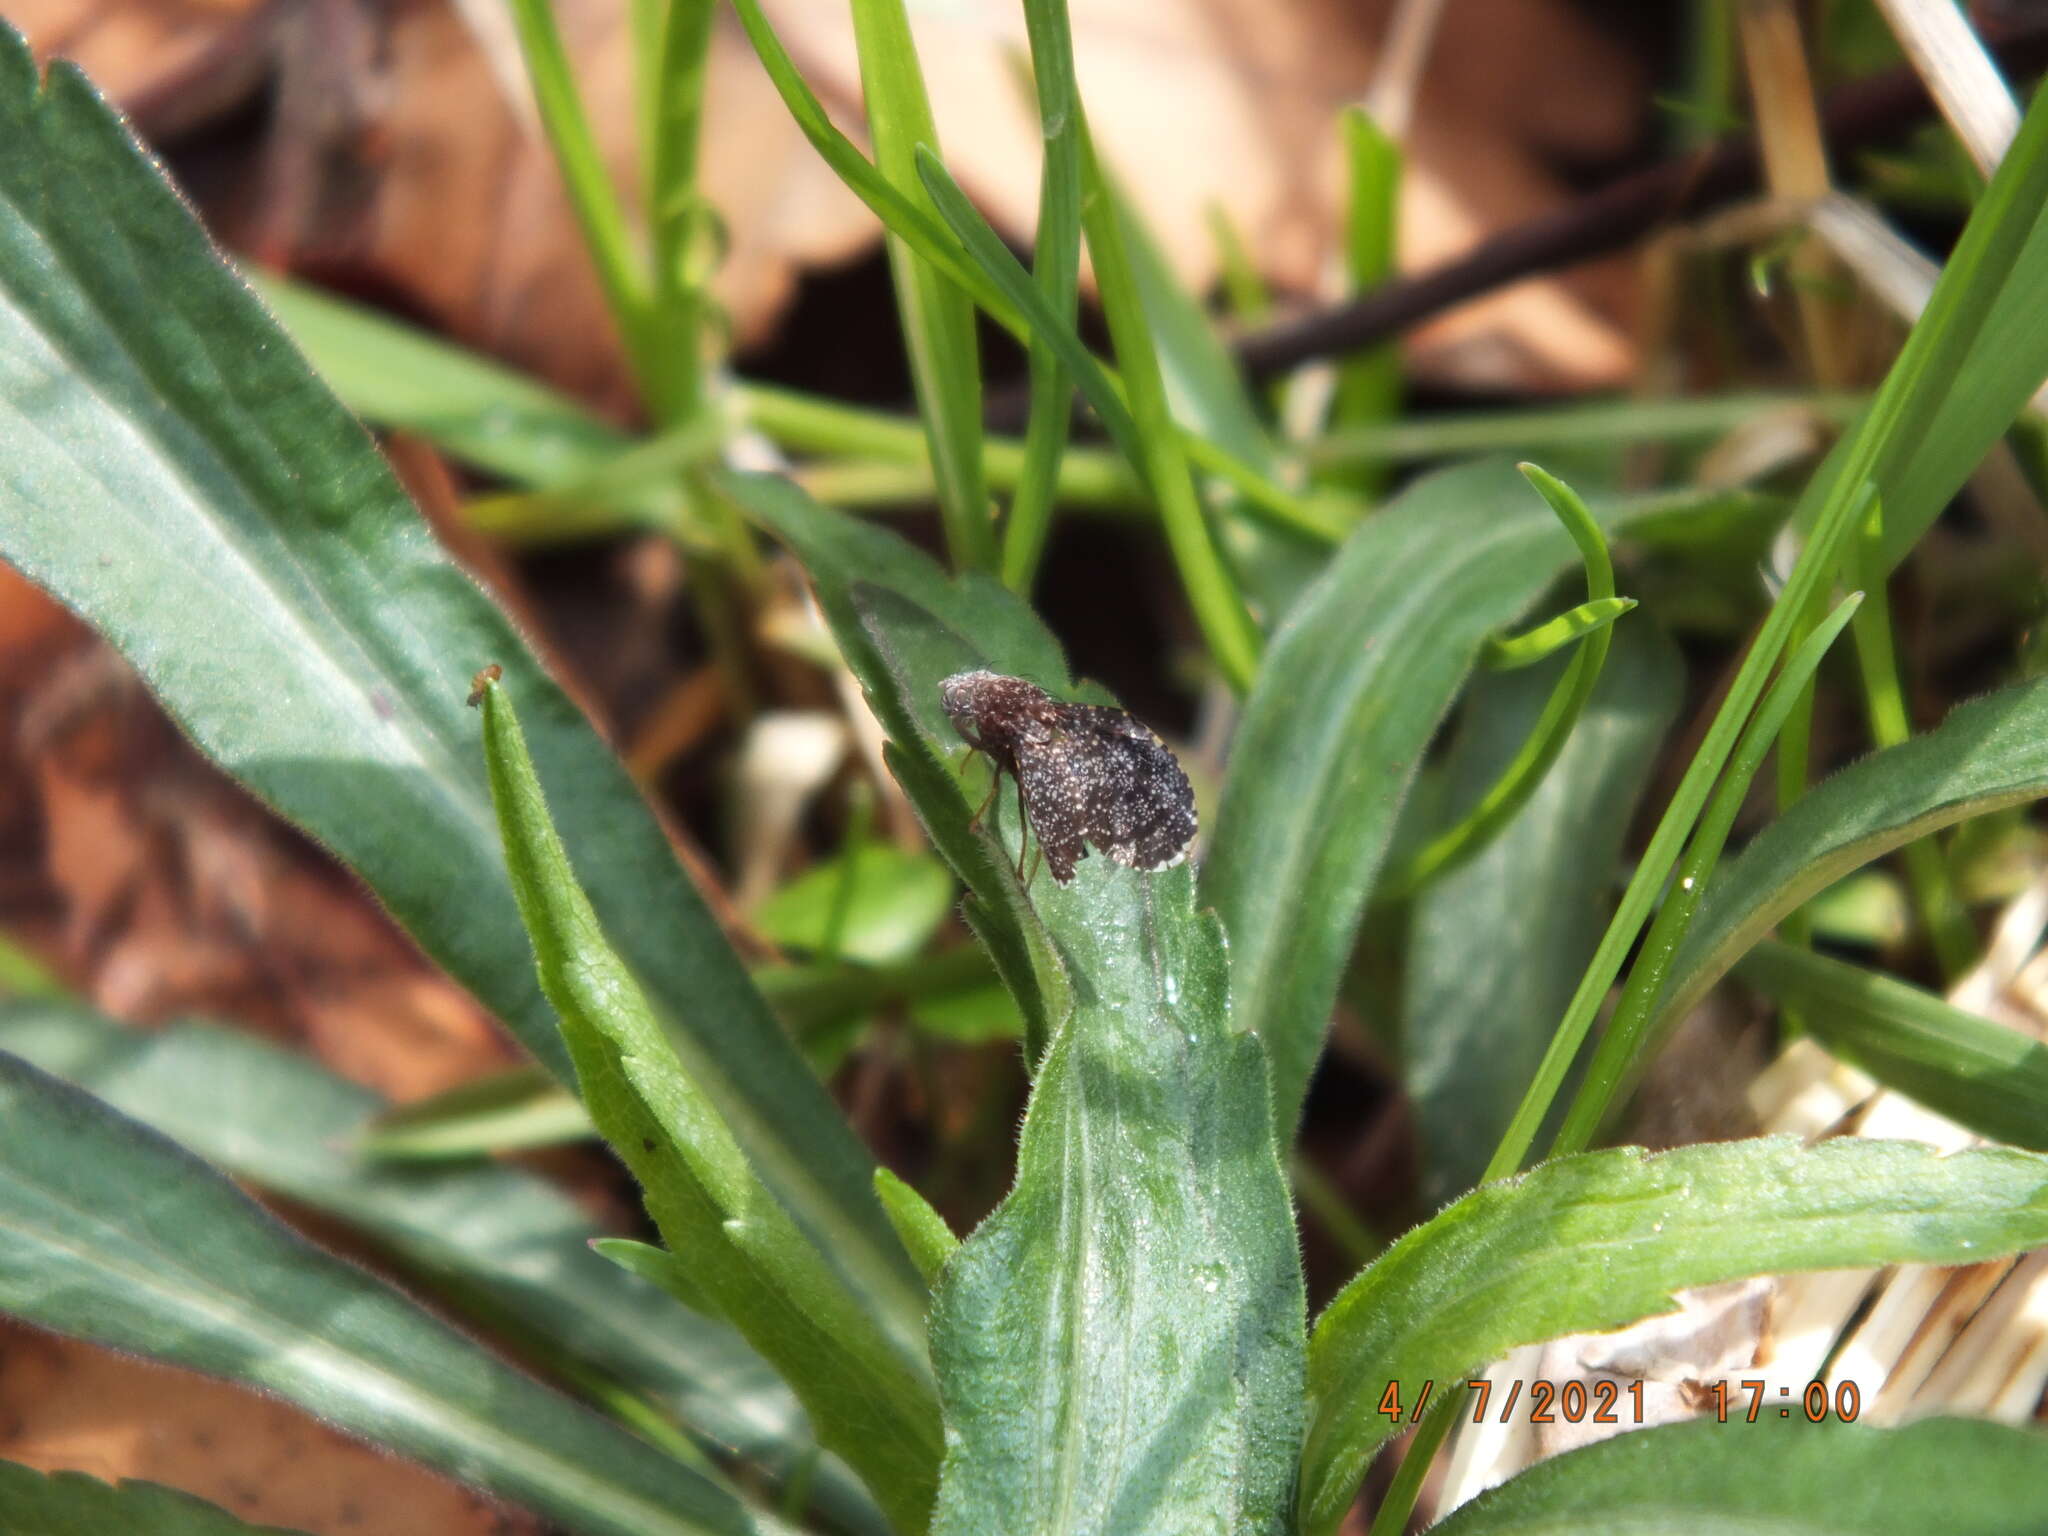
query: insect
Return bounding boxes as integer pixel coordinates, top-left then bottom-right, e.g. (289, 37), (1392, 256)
(938, 669), (1197, 886)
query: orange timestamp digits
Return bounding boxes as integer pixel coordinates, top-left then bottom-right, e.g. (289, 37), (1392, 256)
(1706, 1379), (1862, 1423)
(1375, 1380), (1652, 1425)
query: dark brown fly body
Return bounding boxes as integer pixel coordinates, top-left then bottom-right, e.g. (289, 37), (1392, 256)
(939, 669), (1197, 886)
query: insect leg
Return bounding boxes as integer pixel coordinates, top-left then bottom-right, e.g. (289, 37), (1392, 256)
(968, 758), (1003, 830)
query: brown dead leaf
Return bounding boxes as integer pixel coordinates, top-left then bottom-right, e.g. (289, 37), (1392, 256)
(0, 1324), (537, 1536)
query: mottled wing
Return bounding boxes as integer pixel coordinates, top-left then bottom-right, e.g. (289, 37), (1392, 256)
(1062, 705), (1198, 872)
(1014, 737), (1090, 885)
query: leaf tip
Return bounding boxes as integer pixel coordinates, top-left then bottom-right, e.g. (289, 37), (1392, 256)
(466, 663), (504, 709)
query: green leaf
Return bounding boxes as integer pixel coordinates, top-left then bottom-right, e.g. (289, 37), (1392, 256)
(592, 1236), (720, 1318)
(250, 275), (633, 489)
(0, 998), (882, 1531)
(1106, 171), (1272, 478)
(929, 856), (1305, 1536)
(737, 478), (1307, 1534)
(1661, 673), (2048, 1031)
(1300, 1136), (2048, 1536)
(0, 1462), (311, 1536)
(1203, 460), (1743, 1134)
(874, 1168), (959, 1285)
(359, 1063), (594, 1159)
(1402, 627), (1682, 1203)
(753, 841), (956, 965)
(1738, 939), (2048, 1151)
(1816, 81), (2048, 573)
(0, 1048), (773, 1536)
(728, 0), (1015, 328)
(724, 469), (1072, 1064)
(1429, 1417), (2048, 1536)
(481, 680), (942, 1533)
(847, 0), (990, 570)
(0, 28), (921, 1349)
(1101, 164), (1330, 621)
(912, 148), (1342, 553)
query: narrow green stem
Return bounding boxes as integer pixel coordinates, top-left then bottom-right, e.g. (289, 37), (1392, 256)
(1550, 591), (1864, 1157)
(1380, 465), (1621, 900)
(1365, 1397), (1458, 1536)
(1849, 535), (1978, 979)
(645, 0), (718, 425)
(1074, 117), (1262, 690)
(1290, 1157), (1384, 1268)
(1002, 0), (1085, 593)
(503, 0), (656, 390)
(1483, 480), (1874, 1185)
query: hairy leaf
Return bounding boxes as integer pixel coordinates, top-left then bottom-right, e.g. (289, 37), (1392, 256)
(482, 682), (943, 1532)
(1430, 1417), (2048, 1535)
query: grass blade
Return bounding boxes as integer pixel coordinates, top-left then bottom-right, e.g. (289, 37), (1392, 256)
(501, 0), (655, 392)
(1480, 480), (1873, 1182)
(1326, 105), (1402, 491)
(1550, 591), (1865, 1155)
(848, 0), (991, 570)
(1738, 939), (2048, 1151)
(1000, 0), (1084, 592)
(1073, 119), (1262, 688)
(1402, 627), (1681, 1204)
